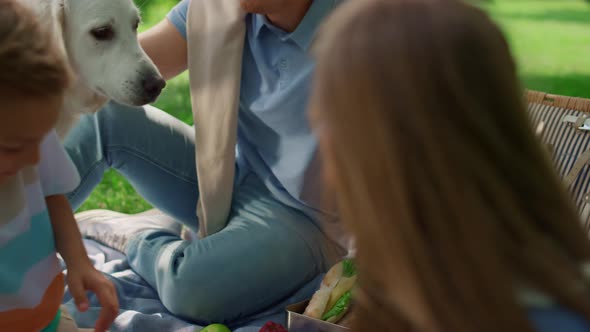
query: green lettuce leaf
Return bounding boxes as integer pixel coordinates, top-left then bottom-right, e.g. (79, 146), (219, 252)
(342, 259), (356, 278)
(321, 290), (352, 321)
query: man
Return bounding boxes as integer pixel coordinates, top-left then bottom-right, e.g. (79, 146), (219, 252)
(66, 0), (346, 324)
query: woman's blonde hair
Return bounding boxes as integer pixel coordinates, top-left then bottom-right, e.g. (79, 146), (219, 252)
(0, 0), (71, 97)
(311, 0), (590, 331)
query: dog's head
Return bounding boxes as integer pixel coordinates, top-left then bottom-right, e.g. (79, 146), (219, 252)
(60, 0), (165, 108)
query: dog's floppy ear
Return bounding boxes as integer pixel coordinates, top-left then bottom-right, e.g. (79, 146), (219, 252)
(49, 0), (67, 56)
(20, 0), (69, 61)
(53, 0), (66, 30)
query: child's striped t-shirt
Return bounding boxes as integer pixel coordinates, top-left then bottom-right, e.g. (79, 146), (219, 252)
(0, 130), (79, 331)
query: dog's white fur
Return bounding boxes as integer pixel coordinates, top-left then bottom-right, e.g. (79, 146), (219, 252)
(19, 0), (164, 138)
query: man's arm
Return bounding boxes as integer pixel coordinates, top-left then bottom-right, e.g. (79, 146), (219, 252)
(140, 18), (188, 81)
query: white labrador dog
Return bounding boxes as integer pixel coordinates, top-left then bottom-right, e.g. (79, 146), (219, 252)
(20, 0), (165, 138)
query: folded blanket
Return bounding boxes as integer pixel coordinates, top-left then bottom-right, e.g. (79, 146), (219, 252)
(60, 239), (323, 332)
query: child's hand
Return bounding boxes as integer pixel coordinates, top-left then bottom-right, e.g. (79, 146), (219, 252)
(46, 195), (119, 331)
(67, 262), (119, 332)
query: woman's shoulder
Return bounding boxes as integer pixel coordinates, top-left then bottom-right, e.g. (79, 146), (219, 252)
(528, 306), (590, 332)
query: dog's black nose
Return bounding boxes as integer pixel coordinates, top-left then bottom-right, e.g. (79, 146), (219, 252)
(143, 76), (166, 100)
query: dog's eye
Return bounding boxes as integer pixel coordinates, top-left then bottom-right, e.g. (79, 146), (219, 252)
(133, 20), (140, 32)
(91, 26), (114, 41)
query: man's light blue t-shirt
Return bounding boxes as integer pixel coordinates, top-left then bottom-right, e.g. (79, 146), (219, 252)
(168, 0), (340, 221)
(166, 2), (590, 331)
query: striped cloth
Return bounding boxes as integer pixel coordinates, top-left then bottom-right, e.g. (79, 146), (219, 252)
(528, 102), (590, 232)
(0, 130), (79, 331)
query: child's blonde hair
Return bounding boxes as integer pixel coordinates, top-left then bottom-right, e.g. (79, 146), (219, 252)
(0, 0), (71, 97)
(312, 0), (590, 331)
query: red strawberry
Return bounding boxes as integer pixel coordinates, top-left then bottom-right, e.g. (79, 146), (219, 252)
(259, 321), (287, 332)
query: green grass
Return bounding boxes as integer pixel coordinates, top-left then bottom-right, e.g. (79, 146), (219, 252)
(483, 0), (590, 98)
(78, 0), (590, 214)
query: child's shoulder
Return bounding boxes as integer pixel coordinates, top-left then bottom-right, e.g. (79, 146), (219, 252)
(40, 130), (63, 155)
(38, 129), (80, 197)
(529, 306), (590, 332)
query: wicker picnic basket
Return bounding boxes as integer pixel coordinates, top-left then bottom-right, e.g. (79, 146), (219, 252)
(527, 90), (590, 232)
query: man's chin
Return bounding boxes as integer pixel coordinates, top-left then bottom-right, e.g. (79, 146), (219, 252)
(239, 0), (280, 15)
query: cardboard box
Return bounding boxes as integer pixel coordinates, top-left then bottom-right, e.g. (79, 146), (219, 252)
(286, 300), (350, 332)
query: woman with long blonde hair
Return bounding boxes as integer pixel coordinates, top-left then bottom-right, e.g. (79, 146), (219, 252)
(311, 0), (590, 331)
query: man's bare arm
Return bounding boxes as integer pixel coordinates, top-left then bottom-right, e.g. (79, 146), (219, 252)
(140, 18), (188, 81)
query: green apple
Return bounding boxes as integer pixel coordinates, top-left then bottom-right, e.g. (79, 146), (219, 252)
(200, 323), (231, 332)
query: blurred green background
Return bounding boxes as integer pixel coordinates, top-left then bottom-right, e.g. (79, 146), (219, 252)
(77, 0), (590, 214)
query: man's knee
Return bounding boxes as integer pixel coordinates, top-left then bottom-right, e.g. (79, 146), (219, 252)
(97, 101), (149, 133)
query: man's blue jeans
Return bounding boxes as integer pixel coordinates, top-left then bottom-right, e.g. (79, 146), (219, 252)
(64, 102), (334, 324)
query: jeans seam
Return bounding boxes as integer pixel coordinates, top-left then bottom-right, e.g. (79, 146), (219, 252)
(68, 159), (104, 201)
(107, 144), (198, 186)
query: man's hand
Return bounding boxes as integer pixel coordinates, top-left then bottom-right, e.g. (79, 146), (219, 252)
(67, 261), (119, 332)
